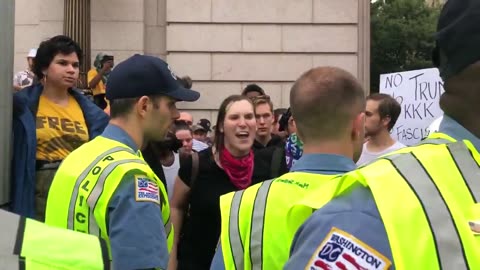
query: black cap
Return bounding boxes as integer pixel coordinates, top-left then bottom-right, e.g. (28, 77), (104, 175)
(197, 118), (211, 132)
(242, 84), (265, 96)
(433, 0), (480, 79)
(106, 54), (200, 102)
(192, 124), (206, 132)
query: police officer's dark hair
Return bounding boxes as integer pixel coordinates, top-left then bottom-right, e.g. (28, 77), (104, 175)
(109, 95), (161, 119)
(176, 76), (193, 89)
(33, 35), (83, 81)
(367, 93), (401, 131)
(290, 67), (365, 143)
(213, 95), (253, 153)
(241, 84), (265, 96)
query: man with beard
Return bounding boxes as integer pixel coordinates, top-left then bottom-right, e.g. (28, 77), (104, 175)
(356, 93), (404, 165)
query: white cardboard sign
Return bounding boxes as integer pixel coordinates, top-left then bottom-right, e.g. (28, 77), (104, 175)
(379, 68), (444, 146)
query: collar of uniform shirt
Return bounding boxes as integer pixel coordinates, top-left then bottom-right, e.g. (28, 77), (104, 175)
(101, 124), (139, 152)
(439, 115), (480, 152)
(290, 153), (356, 175)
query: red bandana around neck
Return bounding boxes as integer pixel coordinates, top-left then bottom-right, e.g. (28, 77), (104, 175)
(220, 147), (254, 189)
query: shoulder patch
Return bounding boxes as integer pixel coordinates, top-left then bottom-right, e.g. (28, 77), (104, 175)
(306, 227), (391, 270)
(135, 175), (160, 204)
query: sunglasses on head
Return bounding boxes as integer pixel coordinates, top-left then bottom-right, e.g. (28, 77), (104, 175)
(175, 120), (192, 126)
(251, 95), (271, 102)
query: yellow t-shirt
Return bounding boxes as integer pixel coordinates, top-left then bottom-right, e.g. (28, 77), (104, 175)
(87, 69), (106, 96)
(36, 95), (89, 161)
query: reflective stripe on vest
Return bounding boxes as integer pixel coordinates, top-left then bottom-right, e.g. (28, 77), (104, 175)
(71, 152), (171, 245)
(249, 180), (274, 270)
(384, 152), (467, 269)
(228, 190), (245, 270)
(417, 138), (451, 146)
(354, 136), (480, 269)
(67, 146), (134, 229)
(227, 180), (275, 270)
(446, 142), (480, 202)
(46, 136), (173, 256)
(221, 173), (340, 270)
(79, 158), (144, 235)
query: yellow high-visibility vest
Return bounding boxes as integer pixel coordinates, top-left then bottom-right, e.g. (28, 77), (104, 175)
(220, 172), (341, 269)
(1, 209), (109, 269)
(45, 135), (173, 258)
(301, 133), (480, 269)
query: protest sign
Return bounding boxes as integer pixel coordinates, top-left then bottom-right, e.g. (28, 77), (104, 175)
(379, 68), (444, 146)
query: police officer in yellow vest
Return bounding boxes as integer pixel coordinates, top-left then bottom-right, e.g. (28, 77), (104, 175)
(45, 54), (200, 270)
(210, 67), (367, 269)
(285, 1), (480, 269)
(0, 209), (109, 269)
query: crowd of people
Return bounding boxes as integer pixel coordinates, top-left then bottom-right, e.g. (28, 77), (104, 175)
(4, 0), (480, 269)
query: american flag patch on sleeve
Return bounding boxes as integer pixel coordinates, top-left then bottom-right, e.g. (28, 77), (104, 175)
(135, 175), (160, 204)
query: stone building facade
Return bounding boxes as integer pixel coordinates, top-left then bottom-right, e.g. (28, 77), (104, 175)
(14, 0), (370, 122)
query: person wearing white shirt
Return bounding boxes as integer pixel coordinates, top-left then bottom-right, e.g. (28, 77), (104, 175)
(357, 93), (405, 165)
(178, 111), (209, 152)
(13, 48), (37, 91)
(428, 115), (443, 133)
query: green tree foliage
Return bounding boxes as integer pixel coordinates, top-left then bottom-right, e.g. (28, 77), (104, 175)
(370, 0), (441, 92)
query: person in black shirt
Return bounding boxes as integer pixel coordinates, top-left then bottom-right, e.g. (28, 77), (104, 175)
(251, 95), (284, 150)
(168, 95), (287, 270)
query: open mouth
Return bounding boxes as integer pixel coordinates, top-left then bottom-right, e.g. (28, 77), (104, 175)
(236, 131), (250, 139)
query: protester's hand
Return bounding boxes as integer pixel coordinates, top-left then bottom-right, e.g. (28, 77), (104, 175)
(101, 60), (113, 73)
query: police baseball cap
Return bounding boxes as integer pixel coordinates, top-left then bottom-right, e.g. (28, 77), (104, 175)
(433, 0), (480, 79)
(192, 124), (206, 132)
(106, 54), (200, 102)
(197, 119), (211, 132)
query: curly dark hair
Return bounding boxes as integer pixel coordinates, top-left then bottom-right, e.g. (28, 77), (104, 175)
(241, 84), (265, 96)
(32, 35), (83, 80)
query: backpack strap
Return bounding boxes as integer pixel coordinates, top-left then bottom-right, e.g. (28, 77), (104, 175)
(189, 151), (200, 190)
(270, 147), (284, 178)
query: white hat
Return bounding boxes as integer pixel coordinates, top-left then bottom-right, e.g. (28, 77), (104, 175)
(27, 48), (37, 58)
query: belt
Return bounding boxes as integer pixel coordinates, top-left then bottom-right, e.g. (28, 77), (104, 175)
(36, 160), (62, 171)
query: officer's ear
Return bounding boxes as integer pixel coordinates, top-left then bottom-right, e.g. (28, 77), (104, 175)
(352, 111), (365, 141)
(136, 96), (151, 118)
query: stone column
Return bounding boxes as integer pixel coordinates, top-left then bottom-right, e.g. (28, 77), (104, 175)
(358, 0), (371, 93)
(0, 0), (15, 205)
(64, 0), (91, 89)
